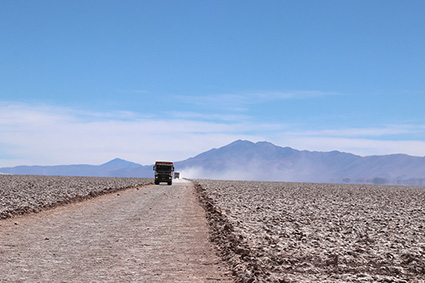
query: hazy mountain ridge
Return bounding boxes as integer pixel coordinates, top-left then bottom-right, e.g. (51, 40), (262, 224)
(175, 140), (425, 185)
(1, 140), (425, 185)
(0, 158), (153, 178)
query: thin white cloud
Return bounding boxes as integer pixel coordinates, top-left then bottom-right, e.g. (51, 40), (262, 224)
(1, 101), (425, 167)
(177, 90), (339, 111)
(252, 90), (339, 100)
(289, 125), (423, 138)
(168, 111), (251, 122)
(277, 136), (425, 157)
(178, 94), (250, 112)
(271, 125), (425, 156)
(0, 102), (261, 166)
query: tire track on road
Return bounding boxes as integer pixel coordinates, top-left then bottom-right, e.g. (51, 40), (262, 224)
(0, 180), (233, 282)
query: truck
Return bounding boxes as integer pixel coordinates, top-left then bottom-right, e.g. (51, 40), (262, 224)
(153, 161), (174, 185)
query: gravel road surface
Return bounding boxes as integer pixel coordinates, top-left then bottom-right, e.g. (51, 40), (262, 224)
(0, 179), (233, 282)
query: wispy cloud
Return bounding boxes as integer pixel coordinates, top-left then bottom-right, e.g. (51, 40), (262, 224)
(177, 90), (339, 111)
(167, 111), (251, 122)
(289, 125), (424, 138)
(277, 136), (425, 157)
(271, 125), (425, 156)
(252, 90), (339, 100)
(178, 94), (250, 112)
(0, 102), (263, 166)
(1, 101), (424, 167)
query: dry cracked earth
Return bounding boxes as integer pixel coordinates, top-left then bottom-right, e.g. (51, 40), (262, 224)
(193, 180), (425, 282)
(1, 175), (424, 282)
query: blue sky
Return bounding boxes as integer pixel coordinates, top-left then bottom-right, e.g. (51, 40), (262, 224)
(1, 0), (425, 166)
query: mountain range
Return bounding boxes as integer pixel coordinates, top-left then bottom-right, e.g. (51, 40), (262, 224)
(1, 140), (425, 185)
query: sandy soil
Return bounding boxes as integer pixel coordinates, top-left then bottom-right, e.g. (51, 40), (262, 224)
(0, 179), (233, 282)
(194, 180), (425, 282)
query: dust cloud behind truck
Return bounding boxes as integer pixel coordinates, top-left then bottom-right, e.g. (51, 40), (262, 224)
(153, 161), (174, 185)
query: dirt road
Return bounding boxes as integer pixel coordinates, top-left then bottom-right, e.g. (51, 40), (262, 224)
(0, 179), (233, 282)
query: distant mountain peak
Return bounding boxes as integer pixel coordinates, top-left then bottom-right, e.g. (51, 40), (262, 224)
(229, 140), (279, 147)
(223, 140), (291, 153)
(2, 139), (425, 184)
(174, 139), (425, 184)
(100, 158), (141, 167)
(227, 139), (254, 146)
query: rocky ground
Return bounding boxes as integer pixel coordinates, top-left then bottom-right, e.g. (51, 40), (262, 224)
(2, 175), (424, 282)
(193, 180), (425, 282)
(0, 175), (152, 219)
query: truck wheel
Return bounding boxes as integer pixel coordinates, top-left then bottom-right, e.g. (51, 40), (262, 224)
(155, 180), (159, 185)
(168, 181), (172, 185)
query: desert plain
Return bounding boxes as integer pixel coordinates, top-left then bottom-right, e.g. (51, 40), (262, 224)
(0, 175), (152, 219)
(1, 175), (424, 282)
(194, 179), (425, 282)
